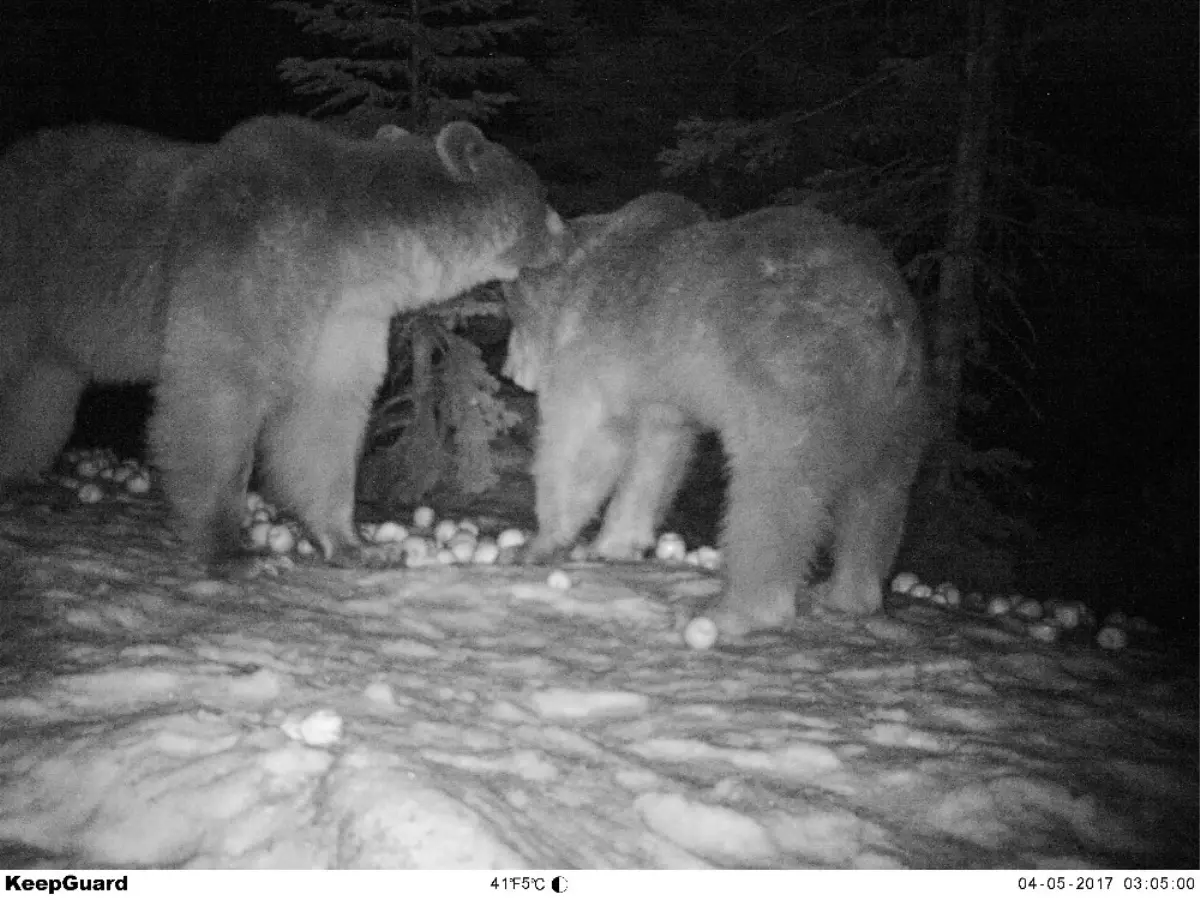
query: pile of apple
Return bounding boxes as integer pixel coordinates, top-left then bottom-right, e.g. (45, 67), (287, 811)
(889, 571), (1156, 652)
(56, 447), (153, 502)
(56, 449), (1148, 654)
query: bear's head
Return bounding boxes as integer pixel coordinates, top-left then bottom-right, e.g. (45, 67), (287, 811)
(421, 122), (568, 282)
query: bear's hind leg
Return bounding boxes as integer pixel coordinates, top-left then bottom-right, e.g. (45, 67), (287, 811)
(821, 448), (921, 615)
(525, 382), (631, 563)
(592, 405), (696, 560)
(0, 360), (87, 490)
(150, 369), (266, 567)
(707, 423), (833, 640)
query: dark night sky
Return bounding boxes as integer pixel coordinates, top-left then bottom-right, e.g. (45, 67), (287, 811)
(2, 0), (298, 140)
(2, 0), (1196, 615)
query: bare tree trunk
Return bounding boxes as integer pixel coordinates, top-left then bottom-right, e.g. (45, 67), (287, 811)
(409, 0), (423, 121)
(929, 0), (1003, 486)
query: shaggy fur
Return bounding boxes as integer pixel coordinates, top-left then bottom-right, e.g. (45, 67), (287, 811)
(0, 125), (202, 484)
(504, 193), (927, 640)
(0, 116), (567, 571)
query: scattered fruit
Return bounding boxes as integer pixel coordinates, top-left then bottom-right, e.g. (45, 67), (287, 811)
(124, 473), (151, 495)
(434, 519), (459, 545)
(372, 521), (407, 544)
(54, 449), (1157, 659)
(471, 539), (500, 565)
(1096, 625), (1128, 651)
(1015, 599), (1044, 621)
(1053, 602), (1083, 630)
(448, 532), (477, 563)
(655, 532), (687, 563)
(496, 528), (527, 550)
(77, 483), (104, 504)
(934, 582), (961, 607)
(986, 595), (1013, 617)
(684, 616), (719, 650)
(267, 524), (295, 555)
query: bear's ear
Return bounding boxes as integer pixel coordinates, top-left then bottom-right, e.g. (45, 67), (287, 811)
(375, 124), (410, 141)
(434, 121), (492, 181)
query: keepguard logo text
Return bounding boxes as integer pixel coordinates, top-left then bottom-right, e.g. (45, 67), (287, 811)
(5, 875), (129, 894)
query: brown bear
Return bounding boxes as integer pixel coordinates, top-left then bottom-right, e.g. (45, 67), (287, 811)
(0, 124), (203, 485)
(0, 116), (568, 572)
(503, 193), (927, 641)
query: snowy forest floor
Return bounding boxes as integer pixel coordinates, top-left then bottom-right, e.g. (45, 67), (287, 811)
(0, 461), (1196, 870)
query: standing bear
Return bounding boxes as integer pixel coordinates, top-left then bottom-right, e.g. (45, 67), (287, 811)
(0, 124), (203, 485)
(503, 193), (927, 642)
(0, 116), (568, 572)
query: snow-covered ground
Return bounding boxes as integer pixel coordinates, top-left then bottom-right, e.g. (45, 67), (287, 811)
(0, 482), (1195, 869)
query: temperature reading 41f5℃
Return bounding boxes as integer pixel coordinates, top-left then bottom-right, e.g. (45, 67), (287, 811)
(490, 876), (569, 892)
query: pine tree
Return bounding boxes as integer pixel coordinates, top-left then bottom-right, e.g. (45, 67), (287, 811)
(273, 0), (542, 504)
(274, 0), (537, 130)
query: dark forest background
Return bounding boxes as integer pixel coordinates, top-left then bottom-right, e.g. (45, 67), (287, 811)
(1, 0), (1195, 629)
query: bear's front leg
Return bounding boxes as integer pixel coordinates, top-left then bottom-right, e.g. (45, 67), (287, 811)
(591, 405), (696, 561)
(256, 315), (396, 569)
(523, 377), (630, 564)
